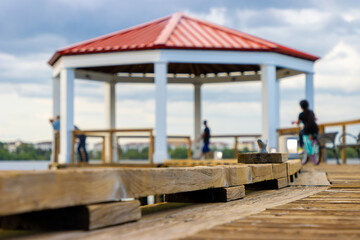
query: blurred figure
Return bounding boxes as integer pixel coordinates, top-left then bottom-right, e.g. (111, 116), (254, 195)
(292, 100), (319, 153)
(197, 120), (212, 159)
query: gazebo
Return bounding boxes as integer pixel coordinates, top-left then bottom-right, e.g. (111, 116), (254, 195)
(48, 12), (319, 164)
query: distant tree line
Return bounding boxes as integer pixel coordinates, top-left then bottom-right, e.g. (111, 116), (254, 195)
(0, 142), (51, 160)
(0, 142), (358, 161)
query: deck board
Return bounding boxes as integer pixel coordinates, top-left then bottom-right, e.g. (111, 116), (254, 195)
(182, 164), (360, 240)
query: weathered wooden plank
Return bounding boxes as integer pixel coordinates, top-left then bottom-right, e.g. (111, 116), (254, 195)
(87, 200), (140, 230)
(0, 166), (253, 216)
(238, 153), (288, 164)
(287, 159), (302, 175)
(246, 177), (288, 190)
(290, 170), (330, 186)
(248, 164), (274, 183)
(0, 200), (140, 230)
(272, 163), (287, 179)
(165, 185), (245, 203)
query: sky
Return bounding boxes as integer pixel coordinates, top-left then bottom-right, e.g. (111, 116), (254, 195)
(0, 0), (359, 143)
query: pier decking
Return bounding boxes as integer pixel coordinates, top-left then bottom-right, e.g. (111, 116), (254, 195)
(1, 163), (360, 239)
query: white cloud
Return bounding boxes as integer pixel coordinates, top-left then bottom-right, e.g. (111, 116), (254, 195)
(315, 41), (360, 93)
(185, 7), (233, 26)
(52, 0), (102, 10)
(0, 52), (51, 83)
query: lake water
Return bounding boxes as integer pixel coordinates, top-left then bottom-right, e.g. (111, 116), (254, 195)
(0, 161), (51, 170)
(0, 158), (359, 170)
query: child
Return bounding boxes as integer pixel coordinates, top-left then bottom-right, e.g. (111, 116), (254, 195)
(292, 100), (319, 153)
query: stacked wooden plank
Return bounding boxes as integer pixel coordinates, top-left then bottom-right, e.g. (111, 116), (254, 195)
(0, 159), (302, 231)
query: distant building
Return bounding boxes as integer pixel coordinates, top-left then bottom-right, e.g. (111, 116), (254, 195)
(168, 140), (189, 150)
(5, 140), (23, 152)
(238, 140), (256, 151)
(34, 141), (52, 151)
(210, 141), (229, 150)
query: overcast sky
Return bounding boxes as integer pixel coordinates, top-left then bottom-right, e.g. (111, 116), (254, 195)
(0, 0), (359, 142)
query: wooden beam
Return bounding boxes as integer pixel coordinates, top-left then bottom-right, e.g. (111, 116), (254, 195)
(238, 153), (288, 164)
(0, 166), (250, 216)
(0, 200), (140, 230)
(165, 185), (245, 203)
(246, 177), (289, 190)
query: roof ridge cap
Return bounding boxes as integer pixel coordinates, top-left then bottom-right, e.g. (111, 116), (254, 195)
(154, 12), (184, 46)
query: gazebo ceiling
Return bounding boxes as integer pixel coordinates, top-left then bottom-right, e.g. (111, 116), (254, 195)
(49, 12), (319, 66)
(78, 63), (261, 76)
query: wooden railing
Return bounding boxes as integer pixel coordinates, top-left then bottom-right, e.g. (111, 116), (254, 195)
(50, 129), (194, 164)
(278, 119), (360, 163)
(211, 134), (261, 159)
(71, 128), (154, 164)
(54, 130), (260, 163)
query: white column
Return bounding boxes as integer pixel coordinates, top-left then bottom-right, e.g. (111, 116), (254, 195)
(105, 81), (117, 162)
(261, 64), (277, 150)
(51, 75), (60, 162)
(275, 77), (281, 150)
(154, 62), (168, 163)
(193, 84), (202, 158)
(305, 72), (314, 110)
(58, 68), (75, 164)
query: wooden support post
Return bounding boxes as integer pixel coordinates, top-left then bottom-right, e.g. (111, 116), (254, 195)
(234, 136), (238, 160)
(319, 125), (326, 163)
(0, 200), (140, 231)
(187, 137), (192, 160)
(101, 136), (106, 163)
(109, 131), (113, 163)
(165, 185), (245, 203)
(149, 132), (154, 164)
(54, 131), (60, 163)
(70, 131), (75, 163)
(341, 124), (347, 164)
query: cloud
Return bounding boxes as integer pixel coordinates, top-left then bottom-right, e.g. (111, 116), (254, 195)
(0, 52), (51, 84)
(185, 7), (233, 26)
(315, 41), (360, 93)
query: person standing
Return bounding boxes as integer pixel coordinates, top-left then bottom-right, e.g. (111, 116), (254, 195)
(197, 120), (212, 159)
(49, 116), (88, 162)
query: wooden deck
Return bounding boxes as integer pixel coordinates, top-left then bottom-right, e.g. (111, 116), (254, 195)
(183, 164), (360, 240)
(1, 163), (360, 240)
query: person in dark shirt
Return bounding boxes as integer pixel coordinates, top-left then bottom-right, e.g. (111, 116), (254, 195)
(49, 116), (88, 162)
(197, 120), (212, 159)
(292, 100), (319, 152)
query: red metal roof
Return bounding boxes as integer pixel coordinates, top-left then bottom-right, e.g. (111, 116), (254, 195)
(49, 12), (319, 65)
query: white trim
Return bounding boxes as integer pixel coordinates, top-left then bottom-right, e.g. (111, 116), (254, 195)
(52, 49), (315, 75)
(53, 50), (162, 74)
(160, 50), (315, 73)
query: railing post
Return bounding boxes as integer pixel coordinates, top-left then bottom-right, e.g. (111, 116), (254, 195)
(54, 131), (60, 163)
(318, 125), (326, 163)
(187, 137), (192, 160)
(101, 136), (106, 164)
(109, 131), (114, 163)
(234, 136), (238, 160)
(149, 131), (154, 165)
(70, 131), (75, 164)
(341, 125), (347, 164)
